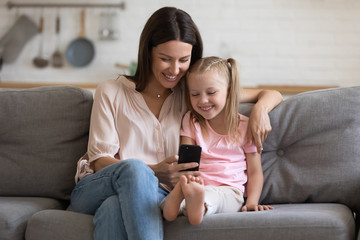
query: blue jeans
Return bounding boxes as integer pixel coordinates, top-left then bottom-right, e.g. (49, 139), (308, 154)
(70, 159), (168, 240)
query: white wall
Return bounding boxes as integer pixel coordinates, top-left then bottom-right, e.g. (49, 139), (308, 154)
(0, 0), (360, 87)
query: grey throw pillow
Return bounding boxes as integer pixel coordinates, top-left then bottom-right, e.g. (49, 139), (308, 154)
(258, 87), (360, 213)
(0, 86), (93, 200)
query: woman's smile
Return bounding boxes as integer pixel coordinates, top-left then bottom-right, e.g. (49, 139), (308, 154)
(151, 40), (193, 89)
(163, 74), (178, 82)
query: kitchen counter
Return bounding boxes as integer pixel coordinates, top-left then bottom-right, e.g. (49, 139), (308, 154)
(0, 82), (338, 95)
(0, 82), (98, 89)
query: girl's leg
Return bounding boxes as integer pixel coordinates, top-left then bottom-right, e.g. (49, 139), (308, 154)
(181, 175), (205, 226)
(204, 186), (244, 215)
(162, 178), (184, 222)
(71, 159), (164, 240)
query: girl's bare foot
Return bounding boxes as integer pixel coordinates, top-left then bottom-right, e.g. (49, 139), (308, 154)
(162, 176), (186, 222)
(181, 175), (205, 225)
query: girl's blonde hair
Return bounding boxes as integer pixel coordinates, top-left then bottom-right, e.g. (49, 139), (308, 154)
(184, 56), (242, 143)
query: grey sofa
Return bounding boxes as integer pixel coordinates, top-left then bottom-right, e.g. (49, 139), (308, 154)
(0, 85), (359, 240)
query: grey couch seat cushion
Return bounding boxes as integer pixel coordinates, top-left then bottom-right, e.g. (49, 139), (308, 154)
(0, 197), (65, 240)
(26, 209), (94, 240)
(0, 86), (93, 200)
(25, 204), (354, 240)
(164, 203), (355, 240)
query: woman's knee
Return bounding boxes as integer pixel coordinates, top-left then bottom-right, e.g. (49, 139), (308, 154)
(120, 158), (149, 169)
(112, 159), (157, 185)
(117, 159), (154, 177)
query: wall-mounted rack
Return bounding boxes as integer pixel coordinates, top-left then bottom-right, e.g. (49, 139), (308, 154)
(7, 1), (126, 9)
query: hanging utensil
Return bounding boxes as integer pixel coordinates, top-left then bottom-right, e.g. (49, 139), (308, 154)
(51, 11), (63, 68)
(33, 12), (48, 68)
(66, 9), (95, 67)
(0, 15), (37, 64)
(99, 9), (110, 40)
(99, 9), (117, 40)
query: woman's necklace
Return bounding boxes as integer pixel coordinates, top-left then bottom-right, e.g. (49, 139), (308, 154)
(155, 89), (171, 99)
(142, 88), (170, 100)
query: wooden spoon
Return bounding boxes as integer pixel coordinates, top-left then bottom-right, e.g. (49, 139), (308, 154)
(52, 14), (63, 68)
(33, 15), (48, 68)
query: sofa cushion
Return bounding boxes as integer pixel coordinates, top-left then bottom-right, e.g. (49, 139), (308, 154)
(165, 203), (354, 240)
(258, 87), (360, 213)
(0, 197), (65, 240)
(25, 204), (354, 240)
(0, 86), (93, 200)
(26, 209), (94, 240)
(164, 203), (355, 240)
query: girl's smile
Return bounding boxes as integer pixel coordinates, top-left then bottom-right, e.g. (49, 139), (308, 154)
(187, 70), (229, 122)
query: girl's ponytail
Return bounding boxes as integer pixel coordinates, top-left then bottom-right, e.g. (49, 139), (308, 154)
(224, 58), (242, 143)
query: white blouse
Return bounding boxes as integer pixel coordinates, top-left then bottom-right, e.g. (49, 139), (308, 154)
(75, 76), (187, 182)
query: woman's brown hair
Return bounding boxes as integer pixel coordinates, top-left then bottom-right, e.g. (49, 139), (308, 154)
(131, 7), (203, 91)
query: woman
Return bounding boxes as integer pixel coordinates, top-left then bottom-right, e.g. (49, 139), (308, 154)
(70, 6), (283, 240)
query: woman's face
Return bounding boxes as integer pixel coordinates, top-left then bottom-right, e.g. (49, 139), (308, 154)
(151, 40), (193, 89)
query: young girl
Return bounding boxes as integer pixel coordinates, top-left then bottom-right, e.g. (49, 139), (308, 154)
(162, 56), (274, 226)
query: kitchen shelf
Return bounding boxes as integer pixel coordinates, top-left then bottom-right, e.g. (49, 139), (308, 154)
(0, 82), (98, 89)
(7, 1), (125, 9)
(257, 85), (338, 95)
(0, 82), (338, 95)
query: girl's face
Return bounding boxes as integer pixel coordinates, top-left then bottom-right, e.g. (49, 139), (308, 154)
(151, 40), (193, 90)
(187, 70), (229, 121)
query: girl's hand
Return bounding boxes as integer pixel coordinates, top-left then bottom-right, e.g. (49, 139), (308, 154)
(247, 104), (272, 153)
(149, 155), (200, 188)
(241, 204), (274, 212)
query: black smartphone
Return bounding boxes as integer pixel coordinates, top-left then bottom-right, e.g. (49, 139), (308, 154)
(178, 144), (202, 171)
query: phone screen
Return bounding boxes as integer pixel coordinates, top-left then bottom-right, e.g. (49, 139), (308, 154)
(178, 144), (201, 171)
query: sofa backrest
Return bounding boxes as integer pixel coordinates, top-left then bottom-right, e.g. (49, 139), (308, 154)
(1, 85), (359, 212)
(243, 86), (360, 214)
(0, 86), (93, 200)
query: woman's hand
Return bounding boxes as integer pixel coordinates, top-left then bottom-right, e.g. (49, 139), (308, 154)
(247, 104), (272, 153)
(241, 89), (283, 153)
(149, 155), (200, 188)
